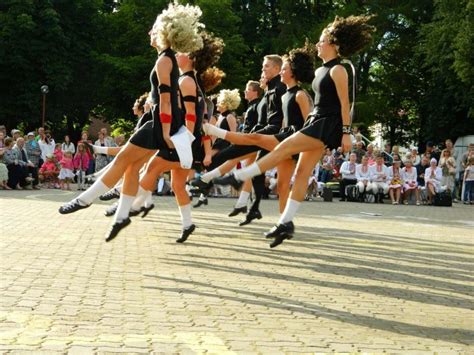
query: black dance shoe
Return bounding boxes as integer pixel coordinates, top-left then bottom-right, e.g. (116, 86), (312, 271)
(189, 178), (212, 195)
(176, 224), (196, 243)
(270, 233), (293, 248)
(99, 189), (120, 201)
(193, 198), (208, 208)
(264, 221), (295, 239)
(213, 174), (243, 190)
(228, 206), (247, 217)
(104, 203), (118, 217)
(59, 199), (90, 214)
(141, 204), (155, 218)
(239, 209), (262, 226)
(129, 208), (142, 217)
(105, 218), (131, 242)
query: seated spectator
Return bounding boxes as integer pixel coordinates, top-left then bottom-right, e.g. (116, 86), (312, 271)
(388, 159), (403, 204)
(303, 163), (321, 201)
(463, 157), (474, 204)
(352, 141), (365, 163)
(368, 155), (390, 203)
(366, 144), (376, 165)
(0, 131), (5, 148)
(410, 147), (420, 165)
(424, 158), (442, 204)
(333, 147), (344, 177)
(61, 135), (75, 154)
(382, 143), (393, 166)
(402, 159), (420, 205)
(265, 168), (278, 196)
(439, 148), (456, 200)
(0, 143), (10, 189)
(339, 152), (357, 201)
(15, 137), (37, 189)
(73, 142), (90, 190)
(416, 155), (430, 203)
(39, 154), (60, 188)
(355, 155), (371, 196)
(4, 137), (28, 189)
(25, 132), (41, 189)
(11, 129), (21, 142)
(319, 148), (335, 183)
(58, 150), (75, 190)
(54, 143), (63, 162)
(115, 135), (126, 147)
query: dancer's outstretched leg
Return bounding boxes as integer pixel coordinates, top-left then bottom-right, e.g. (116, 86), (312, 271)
(59, 143), (155, 214)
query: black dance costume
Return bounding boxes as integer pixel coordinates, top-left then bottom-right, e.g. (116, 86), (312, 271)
(241, 98), (260, 134)
(130, 48), (183, 150)
(274, 85), (306, 142)
(157, 70), (205, 166)
(134, 67), (159, 130)
(300, 58), (342, 149)
(211, 111), (232, 151)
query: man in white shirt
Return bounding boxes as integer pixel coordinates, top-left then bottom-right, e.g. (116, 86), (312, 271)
(339, 153), (357, 201)
(368, 155), (390, 203)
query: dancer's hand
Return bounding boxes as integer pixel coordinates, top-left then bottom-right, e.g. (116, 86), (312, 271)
(341, 134), (352, 153)
(164, 135), (175, 149)
(203, 153), (212, 167)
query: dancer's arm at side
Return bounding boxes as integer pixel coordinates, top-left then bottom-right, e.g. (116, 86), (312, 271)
(157, 56), (173, 148)
(295, 91), (312, 123)
(180, 76), (197, 134)
(331, 65), (351, 153)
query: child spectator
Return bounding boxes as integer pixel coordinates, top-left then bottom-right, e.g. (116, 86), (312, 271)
(463, 157), (474, 204)
(388, 159), (403, 204)
(61, 135), (75, 154)
(58, 151), (74, 190)
(39, 154), (59, 188)
(73, 142), (90, 190)
(319, 148), (335, 183)
(54, 143), (63, 162)
(402, 159), (420, 205)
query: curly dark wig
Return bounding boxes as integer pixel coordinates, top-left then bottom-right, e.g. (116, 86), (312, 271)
(136, 92), (148, 111)
(189, 31), (225, 74)
(286, 41), (316, 84)
(200, 66), (226, 93)
(324, 15), (376, 57)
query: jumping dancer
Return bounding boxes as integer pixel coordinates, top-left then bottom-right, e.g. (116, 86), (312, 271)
(214, 15), (376, 247)
(58, 2), (204, 237)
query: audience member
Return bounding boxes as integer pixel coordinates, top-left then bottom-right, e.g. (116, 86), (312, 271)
(425, 141), (440, 162)
(382, 143), (393, 166)
(366, 144), (376, 165)
(73, 142), (90, 190)
(58, 151), (74, 190)
(424, 158), (442, 204)
(25, 132), (41, 189)
(77, 131), (94, 176)
(11, 129), (21, 142)
(39, 154), (59, 188)
(94, 131), (114, 172)
(0, 131), (5, 148)
(388, 158), (403, 204)
(319, 147), (335, 183)
(439, 148), (456, 199)
(53, 143), (63, 162)
(0, 142), (9, 189)
(402, 159), (420, 205)
(355, 155), (371, 196)
(368, 155), (389, 203)
(38, 130), (55, 163)
(339, 152), (357, 201)
(352, 141), (366, 163)
(463, 156), (474, 204)
(61, 135), (75, 154)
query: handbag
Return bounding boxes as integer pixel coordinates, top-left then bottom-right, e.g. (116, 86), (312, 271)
(433, 191), (452, 207)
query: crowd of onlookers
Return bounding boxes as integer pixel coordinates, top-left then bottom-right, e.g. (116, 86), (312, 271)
(0, 125), (124, 191)
(1, 123), (473, 206)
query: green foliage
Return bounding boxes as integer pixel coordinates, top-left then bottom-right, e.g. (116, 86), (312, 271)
(0, 0), (472, 148)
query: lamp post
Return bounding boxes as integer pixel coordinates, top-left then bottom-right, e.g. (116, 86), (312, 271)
(40, 85), (49, 127)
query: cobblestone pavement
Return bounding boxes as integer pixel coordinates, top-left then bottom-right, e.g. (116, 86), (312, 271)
(1, 189), (473, 354)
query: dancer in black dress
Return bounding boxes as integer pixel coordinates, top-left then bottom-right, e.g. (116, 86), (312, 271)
(202, 48), (314, 214)
(58, 2), (204, 238)
(191, 54), (286, 226)
(107, 32), (225, 242)
(214, 15), (375, 247)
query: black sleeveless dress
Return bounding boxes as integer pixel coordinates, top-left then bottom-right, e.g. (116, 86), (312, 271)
(299, 58), (343, 150)
(157, 70), (205, 167)
(212, 110), (232, 151)
(130, 48), (183, 149)
(134, 66), (158, 130)
(274, 85), (306, 142)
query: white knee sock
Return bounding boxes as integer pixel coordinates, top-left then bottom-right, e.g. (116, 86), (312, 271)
(131, 185), (151, 211)
(235, 190), (250, 208)
(205, 123), (227, 139)
(278, 199), (300, 224)
(77, 180), (110, 205)
(93, 145), (108, 154)
(201, 168), (222, 183)
(178, 204), (192, 229)
(114, 194), (135, 223)
(234, 163), (262, 182)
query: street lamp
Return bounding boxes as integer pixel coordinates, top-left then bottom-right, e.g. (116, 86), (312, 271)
(40, 85), (49, 127)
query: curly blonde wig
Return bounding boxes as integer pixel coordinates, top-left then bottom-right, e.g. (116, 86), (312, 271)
(200, 66), (226, 93)
(151, 1), (204, 53)
(217, 89), (241, 111)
